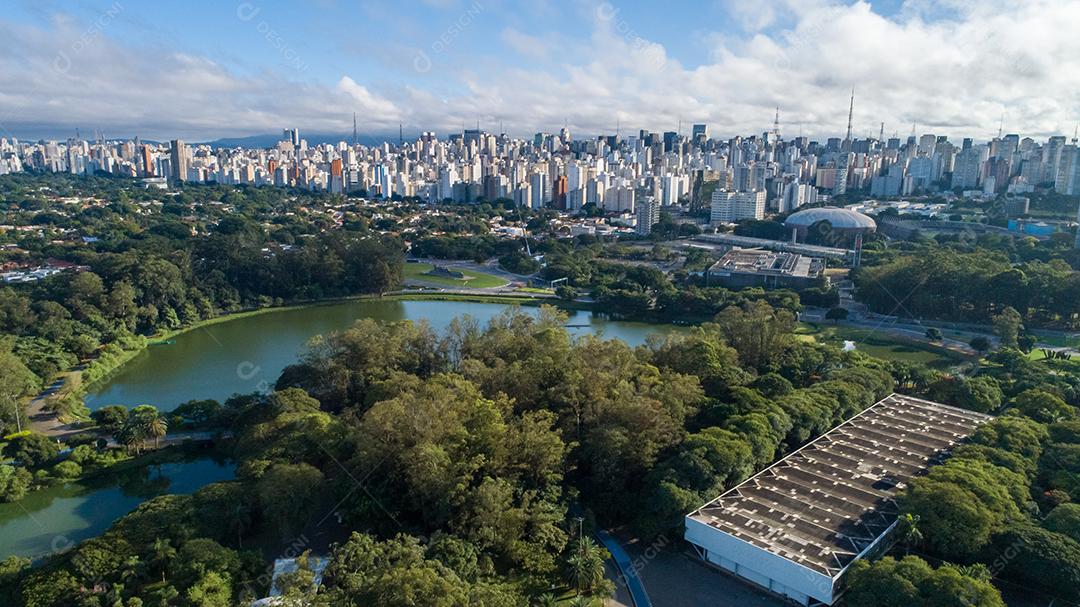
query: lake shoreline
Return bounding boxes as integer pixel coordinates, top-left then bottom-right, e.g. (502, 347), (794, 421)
(45, 290), (576, 423)
(79, 293), (642, 413)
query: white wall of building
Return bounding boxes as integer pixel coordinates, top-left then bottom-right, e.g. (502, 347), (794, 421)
(684, 517), (836, 606)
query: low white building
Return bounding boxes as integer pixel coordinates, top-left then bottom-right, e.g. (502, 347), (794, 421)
(685, 394), (992, 606)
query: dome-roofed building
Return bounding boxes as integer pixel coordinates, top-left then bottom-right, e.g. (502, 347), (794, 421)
(784, 207), (876, 244)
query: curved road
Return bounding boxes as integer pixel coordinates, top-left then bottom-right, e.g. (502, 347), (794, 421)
(597, 530), (652, 607)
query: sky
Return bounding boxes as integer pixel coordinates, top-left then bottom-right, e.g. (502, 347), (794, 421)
(0, 0), (1077, 142)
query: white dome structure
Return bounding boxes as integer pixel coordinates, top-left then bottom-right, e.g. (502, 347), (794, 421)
(784, 207), (877, 241)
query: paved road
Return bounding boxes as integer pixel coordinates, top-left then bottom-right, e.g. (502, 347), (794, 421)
(26, 378), (87, 438)
(408, 257), (535, 287)
(103, 430), (231, 449)
(597, 530), (652, 607)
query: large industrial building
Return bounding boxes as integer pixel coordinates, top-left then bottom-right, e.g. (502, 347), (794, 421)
(706, 248), (827, 290)
(685, 394), (993, 606)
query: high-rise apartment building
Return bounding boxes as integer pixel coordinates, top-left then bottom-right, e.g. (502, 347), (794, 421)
(635, 197), (660, 235)
(711, 190), (766, 223)
(169, 139), (187, 182)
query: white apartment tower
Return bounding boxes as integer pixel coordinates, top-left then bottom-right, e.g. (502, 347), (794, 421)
(711, 190), (766, 223)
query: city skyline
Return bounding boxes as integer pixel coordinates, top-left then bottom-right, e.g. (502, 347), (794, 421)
(1, 0), (1078, 141)
(3, 116), (1076, 149)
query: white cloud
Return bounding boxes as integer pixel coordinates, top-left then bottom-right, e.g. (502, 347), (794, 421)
(500, 28), (550, 61)
(1, 0), (1078, 142)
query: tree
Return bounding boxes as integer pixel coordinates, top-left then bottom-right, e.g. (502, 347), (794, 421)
(255, 463), (324, 538)
(1044, 503), (1080, 543)
(3, 432), (59, 468)
(896, 513), (923, 555)
(555, 285), (578, 300)
(565, 537), (608, 595)
(825, 307), (849, 323)
(50, 460), (81, 479)
(0, 465), (32, 502)
(151, 538), (176, 584)
(91, 405), (129, 436)
(992, 306), (1023, 348)
(186, 571), (232, 607)
(1011, 389), (1075, 424)
(1017, 333), (1037, 352)
(900, 456), (1029, 560)
(988, 523), (1080, 602)
(317, 533), (479, 606)
(172, 399), (222, 426)
(0, 341), (39, 434)
(925, 328), (944, 341)
(147, 413), (168, 449)
(123, 404), (167, 450)
(844, 556), (1005, 607)
(713, 301), (795, 370)
(0, 556), (29, 605)
(969, 336), (992, 354)
(927, 375), (1003, 414)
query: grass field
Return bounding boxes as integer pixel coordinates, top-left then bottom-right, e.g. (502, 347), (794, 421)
(402, 262), (508, 288)
(516, 286), (555, 295)
(1029, 331), (1080, 349)
(797, 322), (968, 369)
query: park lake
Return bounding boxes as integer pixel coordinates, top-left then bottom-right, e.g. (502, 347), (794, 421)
(83, 298), (678, 411)
(3, 298), (679, 559)
(0, 456), (235, 559)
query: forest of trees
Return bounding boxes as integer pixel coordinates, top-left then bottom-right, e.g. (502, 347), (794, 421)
(0, 174), (403, 431)
(855, 240), (1080, 328)
(0, 300), (1056, 606)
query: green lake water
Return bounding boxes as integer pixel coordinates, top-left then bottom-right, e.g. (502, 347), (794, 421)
(3, 299), (676, 560)
(84, 299), (677, 411)
(0, 457), (235, 559)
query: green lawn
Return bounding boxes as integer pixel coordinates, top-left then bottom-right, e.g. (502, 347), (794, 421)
(797, 322), (967, 369)
(403, 263), (507, 288)
(1029, 331), (1080, 349)
(517, 287), (555, 295)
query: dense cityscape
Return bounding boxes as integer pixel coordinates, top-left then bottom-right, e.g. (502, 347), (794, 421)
(5, 105), (1080, 221)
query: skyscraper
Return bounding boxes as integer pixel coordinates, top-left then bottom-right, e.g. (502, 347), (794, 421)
(952, 145), (984, 190)
(140, 144), (154, 177)
(636, 197), (660, 235)
(283, 128), (300, 147)
(169, 139), (187, 182)
(1056, 144), (1080, 195)
(552, 175), (568, 210)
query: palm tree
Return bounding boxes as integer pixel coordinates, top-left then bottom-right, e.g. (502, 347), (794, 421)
(120, 555), (143, 586)
(128, 405), (164, 451)
(116, 425), (142, 455)
(896, 513), (923, 555)
(534, 593), (558, 607)
(151, 538), (176, 584)
(566, 537), (607, 595)
(147, 413), (168, 449)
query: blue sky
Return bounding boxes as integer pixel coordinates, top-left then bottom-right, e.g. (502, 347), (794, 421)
(0, 0), (1077, 141)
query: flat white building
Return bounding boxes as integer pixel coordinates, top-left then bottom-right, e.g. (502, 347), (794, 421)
(685, 394), (992, 606)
